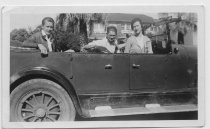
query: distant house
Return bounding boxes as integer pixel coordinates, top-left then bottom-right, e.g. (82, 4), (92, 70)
(89, 13), (154, 40)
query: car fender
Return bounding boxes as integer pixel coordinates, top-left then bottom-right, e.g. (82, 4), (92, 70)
(10, 66), (85, 117)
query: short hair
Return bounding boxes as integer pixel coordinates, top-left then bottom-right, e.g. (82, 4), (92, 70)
(106, 26), (117, 34)
(42, 17), (55, 26)
(131, 18), (143, 30)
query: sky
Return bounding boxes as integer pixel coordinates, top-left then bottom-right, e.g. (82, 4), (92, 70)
(10, 13), (159, 31)
(10, 14), (58, 31)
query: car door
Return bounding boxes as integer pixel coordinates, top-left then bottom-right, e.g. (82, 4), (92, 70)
(130, 52), (190, 91)
(72, 53), (130, 93)
(130, 54), (167, 91)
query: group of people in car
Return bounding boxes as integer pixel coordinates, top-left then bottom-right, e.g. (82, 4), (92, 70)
(23, 17), (153, 54)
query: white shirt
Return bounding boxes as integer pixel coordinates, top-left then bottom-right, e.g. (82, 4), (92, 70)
(135, 34), (144, 49)
(41, 30), (52, 52)
(88, 38), (117, 53)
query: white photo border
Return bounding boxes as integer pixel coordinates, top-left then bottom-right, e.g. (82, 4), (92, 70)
(2, 5), (205, 128)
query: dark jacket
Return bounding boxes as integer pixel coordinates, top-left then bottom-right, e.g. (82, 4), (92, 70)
(22, 31), (56, 51)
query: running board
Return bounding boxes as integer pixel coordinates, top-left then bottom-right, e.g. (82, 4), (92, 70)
(88, 104), (197, 117)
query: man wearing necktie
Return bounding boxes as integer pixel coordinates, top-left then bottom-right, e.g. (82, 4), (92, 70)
(23, 17), (55, 55)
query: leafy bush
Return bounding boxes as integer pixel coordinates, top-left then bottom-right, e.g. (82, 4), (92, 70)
(10, 40), (23, 47)
(54, 30), (87, 52)
(10, 29), (29, 42)
(10, 24), (87, 51)
(28, 25), (42, 36)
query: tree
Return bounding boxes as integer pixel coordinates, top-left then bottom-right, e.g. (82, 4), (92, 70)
(28, 25), (42, 36)
(157, 13), (197, 34)
(10, 28), (29, 42)
(55, 13), (106, 36)
(54, 30), (82, 52)
(157, 13), (197, 44)
(54, 13), (106, 51)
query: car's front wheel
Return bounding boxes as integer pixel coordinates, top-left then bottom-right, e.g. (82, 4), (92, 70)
(10, 79), (76, 122)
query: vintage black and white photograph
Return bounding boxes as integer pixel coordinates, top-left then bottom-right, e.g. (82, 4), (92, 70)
(1, 5), (205, 128)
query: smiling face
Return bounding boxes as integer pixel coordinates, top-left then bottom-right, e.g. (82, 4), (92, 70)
(106, 30), (117, 44)
(42, 21), (54, 35)
(133, 21), (142, 36)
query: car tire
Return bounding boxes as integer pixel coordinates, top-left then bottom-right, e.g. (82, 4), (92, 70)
(10, 79), (76, 122)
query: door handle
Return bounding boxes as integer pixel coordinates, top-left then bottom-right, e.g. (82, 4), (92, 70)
(105, 64), (112, 69)
(132, 64), (140, 69)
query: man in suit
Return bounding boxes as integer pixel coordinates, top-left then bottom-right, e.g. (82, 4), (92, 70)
(23, 17), (55, 54)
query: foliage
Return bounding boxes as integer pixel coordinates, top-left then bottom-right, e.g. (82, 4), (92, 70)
(11, 13), (106, 50)
(54, 13), (105, 51)
(10, 26), (42, 47)
(28, 25), (42, 36)
(54, 30), (87, 52)
(158, 13), (197, 34)
(10, 28), (29, 42)
(55, 13), (105, 36)
(10, 40), (23, 47)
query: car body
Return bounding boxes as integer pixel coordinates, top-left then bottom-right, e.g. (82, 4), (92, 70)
(10, 42), (197, 121)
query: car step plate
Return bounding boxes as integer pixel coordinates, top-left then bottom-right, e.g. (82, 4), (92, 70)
(89, 104), (197, 117)
(145, 103), (161, 108)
